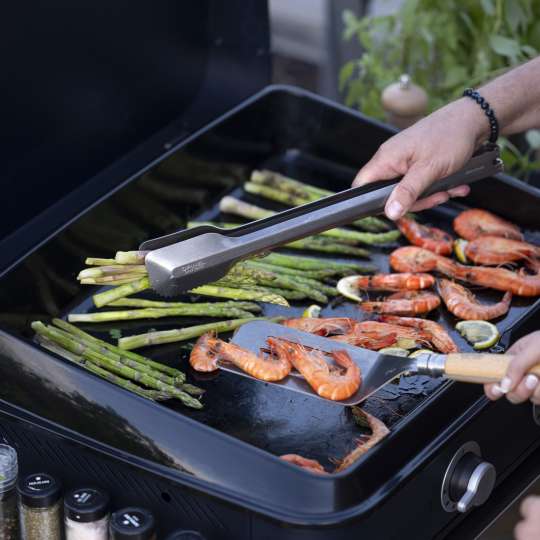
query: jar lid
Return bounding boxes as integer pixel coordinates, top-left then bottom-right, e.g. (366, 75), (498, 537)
(165, 531), (206, 540)
(110, 507), (155, 539)
(65, 487), (110, 523)
(17, 472), (62, 508)
(0, 445), (18, 493)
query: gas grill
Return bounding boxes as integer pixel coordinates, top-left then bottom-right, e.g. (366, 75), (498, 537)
(1, 2), (539, 538)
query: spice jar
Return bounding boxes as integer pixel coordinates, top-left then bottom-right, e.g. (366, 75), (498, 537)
(64, 487), (110, 540)
(18, 472), (63, 540)
(165, 531), (205, 540)
(0, 444), (19, 540)
(110, 507), (156, 540)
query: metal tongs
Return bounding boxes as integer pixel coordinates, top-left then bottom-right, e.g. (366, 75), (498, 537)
(140, 144), (502, 297)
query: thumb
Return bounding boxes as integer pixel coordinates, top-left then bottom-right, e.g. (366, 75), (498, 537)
(500, 346), (540, 394)
(384, 163), (442, 220)
(353, 151), (401, 187)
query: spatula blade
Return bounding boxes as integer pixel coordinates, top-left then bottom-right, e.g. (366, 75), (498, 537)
(230, 321), (417, 406)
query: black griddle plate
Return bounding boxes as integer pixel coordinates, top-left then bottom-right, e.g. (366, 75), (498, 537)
(59, 149), (540, 470)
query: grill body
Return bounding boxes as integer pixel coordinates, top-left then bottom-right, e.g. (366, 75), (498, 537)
(0, 86), (538, 538)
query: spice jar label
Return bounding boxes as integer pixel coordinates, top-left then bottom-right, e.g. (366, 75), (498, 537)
(26, 475), (53, 490)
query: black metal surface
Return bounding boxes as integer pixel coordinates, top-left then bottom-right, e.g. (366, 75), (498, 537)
(0, 0), (270, 267)
(0, 87), (538, 529)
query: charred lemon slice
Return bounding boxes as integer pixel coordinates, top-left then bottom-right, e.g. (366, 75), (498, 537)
(302, 304), (322, 318)
(455, 320), (500, 350)
(378, 347), (410, 356)
(453, 239), (469, 264)
(337, 276), (365, 303)
(408, 348), (433, 358)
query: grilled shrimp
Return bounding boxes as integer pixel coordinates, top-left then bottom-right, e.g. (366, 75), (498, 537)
(335, 410), (390, 472)
(397, 216), (453, 255)
(360, 290), (441, 316)
(333, 321), (428, 349)
(380, 316), (459, 353)
(464, 236), (540, 265)
(351, 272), (435, 291)
(390, 246), (457, 275)
(278, 340), (361, 401)
(330, 329), (398, 350)
(438, 279), (512, 321)
(190, 333), (220, 372)
(280, 454), (327, 474)
(282, 317), (355, 336)
(453, 209), (522, 241)
(190, 333), (291, 381)
(391, 247), (540, 297)
(452, 263), (540, 297)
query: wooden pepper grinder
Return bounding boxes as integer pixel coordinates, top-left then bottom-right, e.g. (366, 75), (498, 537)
(381, 74), (428, 129)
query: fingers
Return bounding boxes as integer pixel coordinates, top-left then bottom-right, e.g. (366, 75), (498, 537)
(353, 148), (403, 187)
(515, 496), (540, 540)
(447, 185), (470, 198)
(521, 495), (540, 518)
(407, 185), (471, 213)
(499, 347), (540, 399)
(506, 373), (539, 404)
(484, 383), (504, 401)
(384, 163), (444, 220)
(410, 193), (450, 213)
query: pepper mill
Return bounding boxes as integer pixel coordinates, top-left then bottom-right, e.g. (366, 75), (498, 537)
(381, 74), (428, 129)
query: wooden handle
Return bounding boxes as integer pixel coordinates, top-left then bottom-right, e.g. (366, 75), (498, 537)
(445, 353), (540, 384)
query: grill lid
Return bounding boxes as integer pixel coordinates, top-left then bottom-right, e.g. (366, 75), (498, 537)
(0, 0), (270, 245)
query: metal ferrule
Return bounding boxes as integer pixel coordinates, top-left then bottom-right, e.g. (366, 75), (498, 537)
(415, 354), (446, 378)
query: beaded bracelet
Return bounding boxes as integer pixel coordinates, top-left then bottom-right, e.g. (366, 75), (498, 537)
(463, 88), (499, 143)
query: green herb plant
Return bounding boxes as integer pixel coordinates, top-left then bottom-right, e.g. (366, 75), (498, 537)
(340, 0), (540, 181)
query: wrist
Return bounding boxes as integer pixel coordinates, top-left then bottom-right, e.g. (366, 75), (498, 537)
(447, 98), (492, 147)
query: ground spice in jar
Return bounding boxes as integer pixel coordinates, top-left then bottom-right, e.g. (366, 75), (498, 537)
(64, 487), (110, 540)
(110, 507), (156, 540)
(0, 444), (19, 540)
(17, 472), (63, 540)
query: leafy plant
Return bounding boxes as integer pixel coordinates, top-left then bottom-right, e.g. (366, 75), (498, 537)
(340, 0), (540, 181)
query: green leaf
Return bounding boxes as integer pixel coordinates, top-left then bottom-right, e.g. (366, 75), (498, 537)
(440, 65), (468, 89)
(521, 44), (537, 57)
(342, 10), (361, 41)
(480, 0), (495, 15)
(339, 61), (355, 92)
(489, 34), (521, 60)
(505, 1), (527, 34)
(525, 129), (540, 150)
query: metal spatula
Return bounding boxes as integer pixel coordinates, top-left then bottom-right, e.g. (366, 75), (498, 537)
(227, 321), (534, 406)
(139, 144), (502, 297)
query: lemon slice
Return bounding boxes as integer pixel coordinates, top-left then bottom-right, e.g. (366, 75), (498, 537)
(302, 304), (322, 318)
(378, 347), (409, 356)
(455, 320), (500, 350)
(395, 338), (418, 350)
(337, 276), (365, 302)
(408, 348), (433, 358)
(453, 239), (469, 264)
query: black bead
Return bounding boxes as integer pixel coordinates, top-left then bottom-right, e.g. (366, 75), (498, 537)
(463, 87), (499, 143)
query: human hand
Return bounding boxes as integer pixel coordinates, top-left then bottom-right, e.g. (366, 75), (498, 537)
(484, 331), (540, 404)
(353, 99), (488, 220)
(515, 495), (540, 540)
